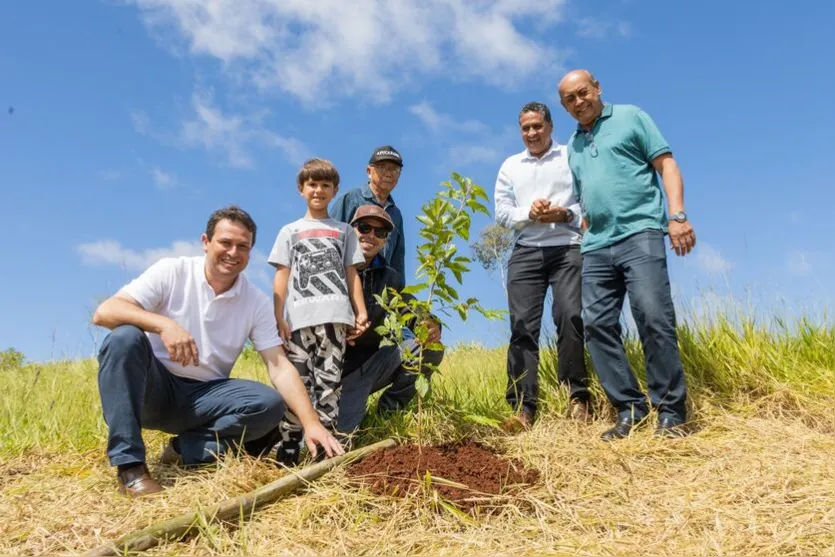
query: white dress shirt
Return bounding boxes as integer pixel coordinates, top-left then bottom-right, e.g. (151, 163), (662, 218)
(494, 142), (583, 247)
(121, 256), (281, 381)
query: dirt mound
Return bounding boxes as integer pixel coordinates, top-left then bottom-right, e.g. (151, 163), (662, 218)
(346, 440), (539, 510)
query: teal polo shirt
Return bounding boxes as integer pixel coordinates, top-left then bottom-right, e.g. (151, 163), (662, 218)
(567, 103), (672, 253)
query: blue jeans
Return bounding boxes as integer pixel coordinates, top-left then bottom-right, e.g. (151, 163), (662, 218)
(336, 338), (444, 435)
(582, 230), (687, 423)
(97, 325), (286, 466)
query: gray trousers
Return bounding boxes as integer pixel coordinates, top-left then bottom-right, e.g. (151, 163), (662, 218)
(336, 338), (445, 434)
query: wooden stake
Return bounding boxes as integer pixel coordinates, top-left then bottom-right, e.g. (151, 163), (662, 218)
(85, 438), (397, 556)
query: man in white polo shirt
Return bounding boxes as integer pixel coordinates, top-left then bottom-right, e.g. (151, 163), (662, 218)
(93, 205), (344, 497)
(494, 101), (591, 432)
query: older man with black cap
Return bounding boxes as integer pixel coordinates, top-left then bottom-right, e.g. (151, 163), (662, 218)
(336, 204), (444, 437)
(330, 145), (406, 278)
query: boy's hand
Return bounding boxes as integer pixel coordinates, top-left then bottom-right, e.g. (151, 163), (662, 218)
(353, 313), (370, 337)
(277, 318), (292, 342)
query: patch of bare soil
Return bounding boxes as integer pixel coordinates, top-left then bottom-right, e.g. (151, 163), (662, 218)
(346, 440), (539, 510)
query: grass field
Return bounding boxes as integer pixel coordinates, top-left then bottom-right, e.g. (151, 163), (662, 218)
(1, 315), (835, 555)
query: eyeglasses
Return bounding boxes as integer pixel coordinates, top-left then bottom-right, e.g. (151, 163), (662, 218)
(354, 222), (390, 239)
(372, 164), (401, 175)
(584, 131), (598, 158)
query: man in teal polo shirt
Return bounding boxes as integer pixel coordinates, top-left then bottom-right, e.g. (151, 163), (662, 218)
(558, 69), (697, 440)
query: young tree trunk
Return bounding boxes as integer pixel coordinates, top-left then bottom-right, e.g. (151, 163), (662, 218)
(85, 439), (397, 556)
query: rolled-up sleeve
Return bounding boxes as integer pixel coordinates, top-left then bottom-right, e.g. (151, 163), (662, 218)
(494, 165), (530, 230)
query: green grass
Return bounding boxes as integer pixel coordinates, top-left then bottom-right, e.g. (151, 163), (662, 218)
(2, 314), (834, 459)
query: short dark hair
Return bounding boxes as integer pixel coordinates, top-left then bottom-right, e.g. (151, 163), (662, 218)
(205, 205), (257, 247)
(297, 158), (340, 188)
(519, 101), (552, 125)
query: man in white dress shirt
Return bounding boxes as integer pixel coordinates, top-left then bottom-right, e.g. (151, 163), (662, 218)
(93, 205), (344, 497)
(494, 102), (591, 432)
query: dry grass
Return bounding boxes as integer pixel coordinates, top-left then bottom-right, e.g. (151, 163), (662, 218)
(1, 316), (835, 555)
(1, 413), (834, 555)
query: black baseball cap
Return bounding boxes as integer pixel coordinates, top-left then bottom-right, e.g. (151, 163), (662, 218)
(368, 145), (403, 167)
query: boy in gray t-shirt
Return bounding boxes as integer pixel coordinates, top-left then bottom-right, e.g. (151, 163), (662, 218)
(268, 158), (368, 466)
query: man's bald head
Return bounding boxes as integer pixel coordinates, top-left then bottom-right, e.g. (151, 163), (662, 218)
(558, 69), (604, 128)
(558, 70), (598, 93)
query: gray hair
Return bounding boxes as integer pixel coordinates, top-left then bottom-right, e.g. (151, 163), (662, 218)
(519, 102), (552, 125)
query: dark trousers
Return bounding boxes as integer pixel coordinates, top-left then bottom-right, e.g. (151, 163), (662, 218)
(582, 229), (687, 423)
(506, 244), (588, 417)
(97, 325), (286, 467)
(337, 338), (445, 435)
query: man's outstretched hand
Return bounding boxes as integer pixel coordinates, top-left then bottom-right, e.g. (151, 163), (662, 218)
(303, 422), (346, 459)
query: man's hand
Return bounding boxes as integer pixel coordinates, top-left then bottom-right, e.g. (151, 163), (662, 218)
(160, 322), (199, 366)
(528, 199), (551, 221)
(303, 422), (345, 459)
(668, 220), (696, 256)
(345, 325), (364, 346)
(424, 318), (441, 345)
(537, 205), (569, 224)
(277, 318), (292, 342)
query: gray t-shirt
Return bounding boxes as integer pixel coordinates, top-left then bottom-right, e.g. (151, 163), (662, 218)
(268, 217), (364, 331)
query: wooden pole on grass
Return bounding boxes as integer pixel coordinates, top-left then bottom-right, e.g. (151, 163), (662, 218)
(85, 438), (397, 556)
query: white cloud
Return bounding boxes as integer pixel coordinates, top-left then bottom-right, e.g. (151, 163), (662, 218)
(448, 145), (502, 166)
(694, 243), (733, 275)
(134, 91), (308, 169)
(409, 101), (488, 134)
(151, 167), (178, 189)
(77, 240), (203, 272)
(131, 110), (152, 135)
(787, 250), (813, 276)
(576, 18), (631, 39)
(180, 90), (308, 168)
(76, 240), (274, 290)
(97, 169), (123, 182)
(131, 0), (570, 104)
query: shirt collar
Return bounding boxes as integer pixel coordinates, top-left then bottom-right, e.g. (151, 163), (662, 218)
(522, 141), (563, 161)
(576, 102), (613, 132)
(361, 184), (396, 207)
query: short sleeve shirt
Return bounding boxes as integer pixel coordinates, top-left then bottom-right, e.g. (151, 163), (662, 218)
(120, 256), (281, 381)
(567, 103), (672, 253)
(267, 217), (364, 331)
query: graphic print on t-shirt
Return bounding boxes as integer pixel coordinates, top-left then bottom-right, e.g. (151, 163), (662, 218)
(291, 229), (348, 299)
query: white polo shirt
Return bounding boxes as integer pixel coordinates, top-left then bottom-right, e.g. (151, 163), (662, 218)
(120, 256), (281, 381)
(494, 142), (583, 247)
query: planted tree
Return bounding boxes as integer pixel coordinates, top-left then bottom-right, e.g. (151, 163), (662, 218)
(375, 172), (505, 445)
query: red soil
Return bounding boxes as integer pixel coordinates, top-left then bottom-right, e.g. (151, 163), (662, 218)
(346, 440), (539, 510)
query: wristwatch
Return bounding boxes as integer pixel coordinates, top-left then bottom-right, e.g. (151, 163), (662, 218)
(564, 209), (575, 224)
(670, 211), (688, 223)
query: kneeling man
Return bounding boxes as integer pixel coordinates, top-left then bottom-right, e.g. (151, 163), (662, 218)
(93, 205), (344, 497)
(336, 205), (445, 436)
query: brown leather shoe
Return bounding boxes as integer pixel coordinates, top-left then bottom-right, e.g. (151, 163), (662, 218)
(117, 463), (163, 497)
(568, 399), (593, 423)
(501, 411), (534, 434)
(159, 438), (184, 466)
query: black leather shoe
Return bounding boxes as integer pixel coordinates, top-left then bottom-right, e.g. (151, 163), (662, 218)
(654, 417), (687, 438)
(601, 417), (639, 441)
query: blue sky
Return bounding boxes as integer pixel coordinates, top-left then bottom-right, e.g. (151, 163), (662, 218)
(2, 0), (833, 362)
